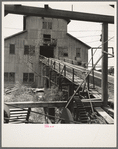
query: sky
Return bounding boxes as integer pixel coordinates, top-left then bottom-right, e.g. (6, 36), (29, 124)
(3, 1), (116, 67)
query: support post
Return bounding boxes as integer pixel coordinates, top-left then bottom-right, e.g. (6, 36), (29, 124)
(64, 65), (66, 76)
(72, 68), (74, 83)
(54, 61), (55, 69)
(49, 69), (51, 88)
(26, 107), (31, 122)
(46, 66), (49, 88)
(48, 58), (49, 66)
(48, 108), (55, 123)
(59, 77), (62, 90)
(91, 48), (95, 88)
(102, 23), (108, 106)
(87, 75), (89, 90)
(42, 63), (44, 87)
(59, 63), (60, 72)
(68, 83), (74, 113)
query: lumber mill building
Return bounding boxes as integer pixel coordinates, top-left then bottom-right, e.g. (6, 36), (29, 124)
(4, 15), (91, 87)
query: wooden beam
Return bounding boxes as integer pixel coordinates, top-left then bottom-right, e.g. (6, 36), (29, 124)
(102, 23), (108, 106)
(91, 48), (95, 88)
(5, 101), (67, 109)
(5, 99), (102, 109)
(5, 5), (114, 23)
(103, 107), (114, 115)
(94, 107), (114, 124)
(81, 98), (102, 102)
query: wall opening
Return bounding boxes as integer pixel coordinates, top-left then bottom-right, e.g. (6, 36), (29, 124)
(40, 46), (54, 58)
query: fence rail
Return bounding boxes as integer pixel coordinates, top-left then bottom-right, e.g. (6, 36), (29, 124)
(39, 55), (114, 86)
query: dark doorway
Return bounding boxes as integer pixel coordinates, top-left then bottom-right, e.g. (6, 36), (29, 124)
(40, 46), (54, 58)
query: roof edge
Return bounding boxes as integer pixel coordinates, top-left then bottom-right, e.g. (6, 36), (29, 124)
(67, 33), (91, 49)
(4, 30), (27, 40)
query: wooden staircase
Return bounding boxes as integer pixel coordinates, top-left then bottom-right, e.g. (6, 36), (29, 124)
(4, 104), (31, 124)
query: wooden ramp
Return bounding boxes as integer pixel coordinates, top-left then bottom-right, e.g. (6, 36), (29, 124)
(94, 107), (114, 124)
(39, 55), (113, 100)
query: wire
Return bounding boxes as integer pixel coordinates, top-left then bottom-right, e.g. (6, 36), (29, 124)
(18, 56), (43, 78)
(4, 27), (115, 32)
(68, 30), (114, 32)
(76, 35), (100, 38)
(86, 40), (100, 43)
(65, 36), (114, 108)
(87, 36), (114, 66)
(4, 36), (100, 40)
(4, 27), (23, 30)
(65, 54), (103, 108)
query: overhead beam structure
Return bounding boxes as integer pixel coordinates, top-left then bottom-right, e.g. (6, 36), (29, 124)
(5, 5), (114, 23)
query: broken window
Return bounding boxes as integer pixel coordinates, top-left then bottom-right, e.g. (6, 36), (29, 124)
(4, 73), (8, 82)
(23, 73), (34, 83)
(43, 21), (52, 29)
(24, 45), (35, 55)
(24, 45), (29, 55)
(76, 48), (81, 57)
(29, 45), (35, 55)
(43, 34), (51, 42)
(58, 47), (68, 57)
(10, 44), (15, 54)
(48, 22), (52, 29)
(9, 73), (15, 82)
(43, 22), (47, 29)
(43, 34), (51, 46)
(63, 53), (68, 57)
(29, 73), (34, 82)
(4, 72), (15, 82)
(23, 73), (28, 82)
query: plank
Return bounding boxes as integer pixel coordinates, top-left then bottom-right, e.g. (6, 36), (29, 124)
(10, 114), (27, 117)
(103, 107), (114, 115)
(6, 99), (103, 109)
(10, 111), (28, 114)
(94, 107), (114, 124)
(5, 101), (67, 109)
(81, 98), (102, 102)
(89, 89), (102, 98)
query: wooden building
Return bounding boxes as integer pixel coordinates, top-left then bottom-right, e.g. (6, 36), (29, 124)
(4, 16), (91, 87)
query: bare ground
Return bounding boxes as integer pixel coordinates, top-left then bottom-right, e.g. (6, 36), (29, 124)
(4, 82), (114, 124)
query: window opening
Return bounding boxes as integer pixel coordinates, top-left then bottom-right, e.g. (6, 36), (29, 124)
(43, 21), (52, 29)
(24, 45), (29, 55)
(4, 72), (15, 82)
(10, 44), (15, 54)
(23, 73), (34, 82)
(76, 48), (81, 57)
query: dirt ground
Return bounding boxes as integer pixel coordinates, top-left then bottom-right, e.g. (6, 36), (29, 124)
(4, 82), (114, 124)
